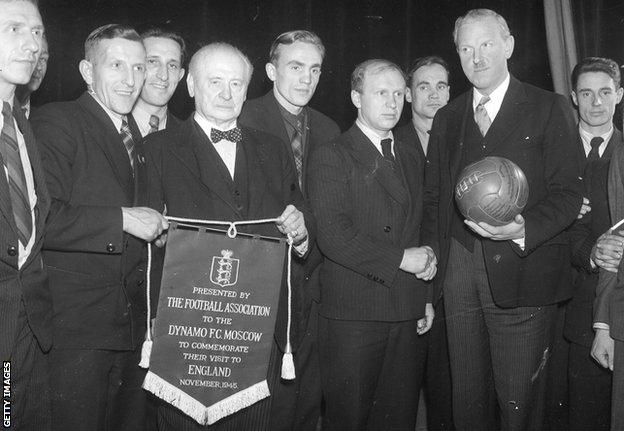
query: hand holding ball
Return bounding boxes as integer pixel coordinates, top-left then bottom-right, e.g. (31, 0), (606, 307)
(455, 157), (529, 226)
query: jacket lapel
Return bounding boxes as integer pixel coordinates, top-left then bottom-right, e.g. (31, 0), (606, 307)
(170, 118), (241, 216)
(241, 128), (268, 219)
(481, 76), (530, 152)
(348, 125), (408, 205)
(79, 93), (134, 200)
(449, 93), (472, 179)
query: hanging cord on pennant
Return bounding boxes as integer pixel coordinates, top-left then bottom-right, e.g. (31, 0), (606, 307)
(138, 216), (297, 380)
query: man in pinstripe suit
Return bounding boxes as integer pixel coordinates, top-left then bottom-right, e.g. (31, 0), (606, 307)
(308, 59), (435, 431)
(0, 1), (51, 429)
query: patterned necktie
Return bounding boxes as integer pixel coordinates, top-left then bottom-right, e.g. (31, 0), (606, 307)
(474, 95), (491, 136)
(381, 138), (396, 167)
(210, 127), (242, 144)
(120, 115), (136, 170)
(0, 102), (32, 246)
(148, 115), (159, 135)
(291, 118), (304, 187)
(587, 136), (603, 162)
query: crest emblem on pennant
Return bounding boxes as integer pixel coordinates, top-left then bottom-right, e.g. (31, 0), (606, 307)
(210, 249), (239, 287)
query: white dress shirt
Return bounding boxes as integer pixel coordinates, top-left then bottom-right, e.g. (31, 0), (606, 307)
(194, 112), (237, 179)
(579, 125), (612, 158)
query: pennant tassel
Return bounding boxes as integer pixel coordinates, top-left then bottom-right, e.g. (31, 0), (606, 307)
(139, 243), (154, 369)
(281, 238), (296, 380)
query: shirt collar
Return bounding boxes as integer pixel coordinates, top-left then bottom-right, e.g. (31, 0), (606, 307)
(472, 72), (510, 122)
(579, 124), (613, 156)
(132, 103), (167, 136)
(355, 118), (394, 155)
(89, 91), (123, 131)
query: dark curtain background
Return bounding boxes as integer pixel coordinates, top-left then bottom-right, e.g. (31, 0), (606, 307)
(573, 0), (624, 130)
(35, 0), (550, 130)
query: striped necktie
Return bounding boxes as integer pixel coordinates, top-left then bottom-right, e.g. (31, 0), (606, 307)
(120, 115), (136, 171)
(148, 115), (159, 135)
(291, 118), (304, 187)
(474, 95), (491, 136)
(0, 102), (32, 246)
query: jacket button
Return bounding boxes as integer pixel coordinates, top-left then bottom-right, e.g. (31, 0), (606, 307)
(384, 225), (391, 233)
(7, 246), (17, 256)
(493, 254), (501, 263)
(106, 243), (116, 253)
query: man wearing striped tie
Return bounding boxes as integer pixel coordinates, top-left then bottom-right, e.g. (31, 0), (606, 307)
(0, 0), (52, 429)
(132, 28), (186, 137)
(31, 24), (168, 431)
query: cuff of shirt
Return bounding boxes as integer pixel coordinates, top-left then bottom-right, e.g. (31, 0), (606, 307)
(512, 237), (525, 250)
(293, 238), (308, 257)
(593, 322), (610, 331)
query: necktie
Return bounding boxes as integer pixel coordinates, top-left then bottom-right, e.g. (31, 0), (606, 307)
(210, 127), (242, 144)
(474, 95), (491, 136)
(381, 138), (395, 166)
(291, 118), (304, 187)
(120, 116), (136, 170)
(587, 136), (603, 162)
(0, 102), (32, 246)
(148, 115), (159, 135)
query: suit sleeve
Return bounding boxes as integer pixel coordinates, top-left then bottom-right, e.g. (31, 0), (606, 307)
(421, 112), (445, 258)
(308, 143), (404, 285)
(31, 106), (123, 253)
(521, 95), (583, 253)
(568, 212), (598, 273)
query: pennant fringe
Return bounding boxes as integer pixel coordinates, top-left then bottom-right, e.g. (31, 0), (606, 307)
(143, 371), (270, 425)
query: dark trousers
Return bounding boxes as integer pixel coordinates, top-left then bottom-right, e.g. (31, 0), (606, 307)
(423, 300), (454, 431)
(318, 316), (426, 431)
(4, 303), (50, 430)
(568, 341), (611, 431)
(612, 339), (624, 430)
(48, 345), (146, 431)
(268, 301), (322, 431)
(444, 239), (557, 431)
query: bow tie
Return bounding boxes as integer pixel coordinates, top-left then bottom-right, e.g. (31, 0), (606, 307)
(210, 127), (242, 143)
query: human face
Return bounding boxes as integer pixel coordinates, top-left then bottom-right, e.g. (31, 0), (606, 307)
(572, 71), (623, 135)
(456, 16), (514, 95)
(406, 63), (450, 121)
(351, 67), (405, 134)
(187, 48), (249, 129)
(0, 1), (44, 99)
(27, 39), (47, 92)
(80, 38), (146, 115)
(139, 37), (184, 108)
(266, 41), (322, 114)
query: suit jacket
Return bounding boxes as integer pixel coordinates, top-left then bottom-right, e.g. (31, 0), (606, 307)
(564, 129), (621, 347)
(0, 100), (52, 360)
(595, 142), (624, 340)
(239, 91), (340, 336)
(394, 121), (427, 166)
(422, 75), (583, 307)
(308, 124), (428, 321)
(144, 117), (313, 351)
(31, 92), (148, 350)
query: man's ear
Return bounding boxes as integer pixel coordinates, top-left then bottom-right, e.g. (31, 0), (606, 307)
(78, 59), (93, 86)
(265, 62), (277, 82)
(351, 90), (361, 109)
(187, 73), (195, 98)
(570, 90), (578, 107)
(405, 87), (413, 103)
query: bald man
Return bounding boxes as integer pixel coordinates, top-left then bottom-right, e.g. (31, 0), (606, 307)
(145, 42), (312, 431)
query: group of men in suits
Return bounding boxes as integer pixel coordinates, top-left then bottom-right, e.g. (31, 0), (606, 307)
(6, 1), (624, 430)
